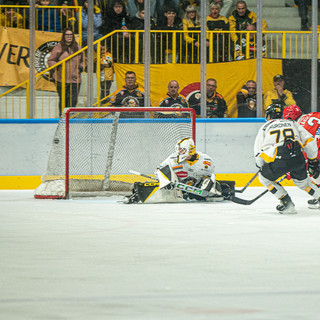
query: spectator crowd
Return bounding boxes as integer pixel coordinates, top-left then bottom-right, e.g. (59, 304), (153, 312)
(0, 1), (309, 117)
(0, 0), (269, 62)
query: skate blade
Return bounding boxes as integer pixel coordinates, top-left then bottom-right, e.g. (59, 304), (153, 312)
(278, 208), (297, 214)
(308, 204), (320, 209)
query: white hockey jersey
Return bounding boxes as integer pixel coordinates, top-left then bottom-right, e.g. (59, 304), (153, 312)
(254, 118), (317, 168)
(158, 151), (215, 186)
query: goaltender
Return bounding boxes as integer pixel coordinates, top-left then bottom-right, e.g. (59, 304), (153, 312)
(124, 138), (234, 203)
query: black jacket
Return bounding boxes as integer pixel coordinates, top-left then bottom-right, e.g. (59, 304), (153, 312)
(236, 85), (257, 117)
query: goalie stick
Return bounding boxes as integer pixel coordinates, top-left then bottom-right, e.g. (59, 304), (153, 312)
(130, 169), (216, 198)
(231, 175), (287, 205)
(129, 170), (158, 181)
(129, 170), (258, 194)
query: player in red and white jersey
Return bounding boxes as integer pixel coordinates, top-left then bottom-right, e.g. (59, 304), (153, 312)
(283, 105), (320, 208)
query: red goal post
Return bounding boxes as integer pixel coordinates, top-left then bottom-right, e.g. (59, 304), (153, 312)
(34, 107), (196, 199)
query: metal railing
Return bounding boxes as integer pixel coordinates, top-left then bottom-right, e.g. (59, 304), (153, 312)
(0, 5), (82, 42)
(0, 29), (319, 119)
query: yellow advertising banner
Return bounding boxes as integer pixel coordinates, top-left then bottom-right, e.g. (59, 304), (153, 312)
(114, 59), (282, 117)
(0, 26), (62, 89)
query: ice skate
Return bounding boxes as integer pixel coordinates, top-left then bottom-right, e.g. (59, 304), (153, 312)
(276, 195), (297, 214)
(308, 198), (320, 209)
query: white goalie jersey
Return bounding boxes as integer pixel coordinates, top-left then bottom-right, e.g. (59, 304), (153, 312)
(254, 118), (317, 168)
(158, 151), (215, 186)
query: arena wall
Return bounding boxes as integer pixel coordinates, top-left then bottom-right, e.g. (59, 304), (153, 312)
(1, 119), (294, 189)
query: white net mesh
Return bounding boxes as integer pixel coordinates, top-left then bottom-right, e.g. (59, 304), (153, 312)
(34, 107), (196, 198)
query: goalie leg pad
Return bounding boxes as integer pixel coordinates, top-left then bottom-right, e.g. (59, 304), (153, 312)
(124, 182), (159, 203)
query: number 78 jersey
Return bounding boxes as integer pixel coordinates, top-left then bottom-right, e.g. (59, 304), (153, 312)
(254, 118), (317, 164)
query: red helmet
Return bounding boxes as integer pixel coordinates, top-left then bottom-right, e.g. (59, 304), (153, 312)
(283, 105), (302, 121)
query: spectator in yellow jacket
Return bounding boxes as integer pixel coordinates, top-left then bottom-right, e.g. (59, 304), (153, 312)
(0, 2), (24, 29)
(207, 3), (231, 62)
(228, 0), (268, 43)
(264, 74), (296, 113)
(182, 5), (201, 63)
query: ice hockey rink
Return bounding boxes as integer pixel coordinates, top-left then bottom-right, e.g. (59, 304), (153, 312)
(1, 187), (320, 320)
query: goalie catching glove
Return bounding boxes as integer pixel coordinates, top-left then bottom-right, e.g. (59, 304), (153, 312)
(308, 158), (320, 178)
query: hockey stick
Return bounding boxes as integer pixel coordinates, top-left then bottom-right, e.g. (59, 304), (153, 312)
(231, 175), (287, 205)
(129, 170), (158, 181)
(130, 169), (257, 194)
(129, 169), (215, 198)
(234, 170), (260, 193)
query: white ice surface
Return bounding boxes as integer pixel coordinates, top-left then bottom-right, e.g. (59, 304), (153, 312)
(1, 187), (320, 320)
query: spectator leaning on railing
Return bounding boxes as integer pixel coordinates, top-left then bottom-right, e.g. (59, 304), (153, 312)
(206, 3), (231, 62)
(228, 0), (267, 44)
(235, 24), (266, 60)
(182, 5), (201, 63)
(155, 5), (183, 64)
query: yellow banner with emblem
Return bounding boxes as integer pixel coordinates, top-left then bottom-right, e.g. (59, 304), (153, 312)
(0, 26), (62, 90)
(114, 59), (282, 117)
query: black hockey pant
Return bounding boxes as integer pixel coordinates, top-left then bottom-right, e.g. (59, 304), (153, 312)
(259, 144), (320, 200)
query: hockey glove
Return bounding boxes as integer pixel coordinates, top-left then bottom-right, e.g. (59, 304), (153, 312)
(201, 176), (222, 196)
(308, 158), (320, 178)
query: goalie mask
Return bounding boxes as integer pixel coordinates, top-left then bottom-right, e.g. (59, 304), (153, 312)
(283, 105), (302, 121)
(175, 138), (195, 163)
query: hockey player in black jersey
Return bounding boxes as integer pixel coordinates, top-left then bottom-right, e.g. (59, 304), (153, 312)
(254, 103), (320, 214)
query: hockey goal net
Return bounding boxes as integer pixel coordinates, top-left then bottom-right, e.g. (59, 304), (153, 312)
(34, 107), (196, 199)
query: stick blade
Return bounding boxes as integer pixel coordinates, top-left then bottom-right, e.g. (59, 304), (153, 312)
(230, 189), (269, 206)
